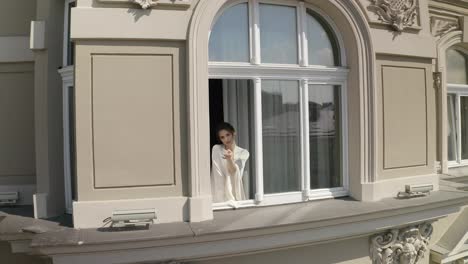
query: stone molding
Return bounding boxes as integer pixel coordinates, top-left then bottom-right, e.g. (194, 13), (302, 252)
(430, 16), (460, 37)
(370, 222), (433, 264)
(368, 0), (419, 31)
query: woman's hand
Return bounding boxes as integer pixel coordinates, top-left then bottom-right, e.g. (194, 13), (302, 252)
(223, 149), (234, 160)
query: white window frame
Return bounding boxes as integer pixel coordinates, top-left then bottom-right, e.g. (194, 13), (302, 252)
(209, 0), (349, 209)
(447, 87), (468, 168)
(60, 0), (76, 214)
(447, 46), (468, 168)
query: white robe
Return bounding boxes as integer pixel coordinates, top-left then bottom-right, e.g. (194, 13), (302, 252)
(211, 144), (250, 203)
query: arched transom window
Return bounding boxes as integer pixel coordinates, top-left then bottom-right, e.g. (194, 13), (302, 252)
(208, 0), (349, 208)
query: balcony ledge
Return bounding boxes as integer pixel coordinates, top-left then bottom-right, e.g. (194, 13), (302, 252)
(1, 179), (467, 264)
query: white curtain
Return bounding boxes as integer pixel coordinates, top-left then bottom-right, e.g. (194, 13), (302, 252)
(447, 94), (457, 162)
(222, 79), (255, 199)
(261, 80), (301, 194)
(308, 85), (341, 189)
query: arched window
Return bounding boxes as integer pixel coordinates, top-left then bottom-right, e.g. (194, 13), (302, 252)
(446, 47), (468, 166)
(208, 0), (348, 208)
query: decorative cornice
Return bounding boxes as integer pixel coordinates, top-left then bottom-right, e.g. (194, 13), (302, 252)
(370, 222), (433, 264)
(430, 16), (460, 37)
(369, 0), (419, 31)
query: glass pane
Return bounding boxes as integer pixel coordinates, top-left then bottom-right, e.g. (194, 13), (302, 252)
(306, 10), (338, 66)
(259, 4), (298, 64)
(67, 1), (76, 65)
(209, 3), (249, 62)
(446, 49), (468, 85)
(461, 97), (468, 160)
(209, 79), (255, 202)
(262, 80), (300, 193)
(447, 94), (457, 161)
(309, 85), (341, 189)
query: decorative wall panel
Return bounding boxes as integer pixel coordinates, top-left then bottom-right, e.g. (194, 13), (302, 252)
(92, 54), (175, 188)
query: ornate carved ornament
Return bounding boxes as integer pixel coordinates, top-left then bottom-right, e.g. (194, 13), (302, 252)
(430, 16), (460, 38)
(433, 72), (442, 91)
(133, 0), (190, 9)
(369, 0), (419, 31)
(370, 222), (433, 264)
(98, 0), (191, 9)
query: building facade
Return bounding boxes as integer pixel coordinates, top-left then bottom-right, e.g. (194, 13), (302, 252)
(0, 0), (468, 263)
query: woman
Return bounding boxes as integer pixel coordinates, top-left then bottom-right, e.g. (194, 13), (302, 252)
(211, 122), (250, 204)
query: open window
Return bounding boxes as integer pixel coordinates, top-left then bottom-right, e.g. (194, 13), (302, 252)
(446, 47), (468, 168)
(208, 0), (348, 208)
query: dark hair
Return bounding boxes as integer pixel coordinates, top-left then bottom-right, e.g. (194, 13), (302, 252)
(215, 122), (235, 139)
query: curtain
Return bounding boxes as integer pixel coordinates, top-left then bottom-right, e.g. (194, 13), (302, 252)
(222, 79), (255, 199)
(447, 94), (457, 161)
(309, 85), (341, 189)
(261, 80), (301, 194)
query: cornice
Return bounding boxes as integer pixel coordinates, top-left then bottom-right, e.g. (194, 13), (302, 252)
(429, 0), (468, 16)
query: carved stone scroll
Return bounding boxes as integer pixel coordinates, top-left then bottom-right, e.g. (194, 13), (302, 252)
(369, 0), (419, 31)
(370, 222), (433, 264)
(430, 16), (459, 37)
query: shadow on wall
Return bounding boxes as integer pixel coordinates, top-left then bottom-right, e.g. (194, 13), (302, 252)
(186, 236), (371, 264)
(127, 7), (152, 22)
(0, 241), (50, 264)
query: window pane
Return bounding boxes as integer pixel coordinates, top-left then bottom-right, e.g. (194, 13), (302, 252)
(209, 3), (249, 62)
(262, 80), (300, 193)
(209, 79), (255, 202)
(306, 10), (338, 66)
(446, 49), (468, 85)
(67, 1), (76, 65)
(259, 4), (298, 64)
(461, 97), (468, 160)
(309, 85), (341, 189)
(447, 94), (457, 161)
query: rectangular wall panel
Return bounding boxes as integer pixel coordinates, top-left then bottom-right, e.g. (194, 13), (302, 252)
(0, 71), (35, 178)
(92, 54), (175, 188)
(382, 66), (427, 169)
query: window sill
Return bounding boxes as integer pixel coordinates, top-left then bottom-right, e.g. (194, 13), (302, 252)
(213, 188), (348, 210)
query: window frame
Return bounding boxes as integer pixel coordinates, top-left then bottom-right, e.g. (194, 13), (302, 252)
(60, 0), (76, 214)
(446, 46), (468, 168)
(209, 0), (349, 209)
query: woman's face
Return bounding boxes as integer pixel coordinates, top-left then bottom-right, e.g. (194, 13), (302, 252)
(218, 129), (235, 147)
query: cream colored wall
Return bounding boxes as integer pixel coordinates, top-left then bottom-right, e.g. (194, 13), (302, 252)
(188, 237), (371, 264)
(74, 40), (187, 201)
(0, 1), (36, 36)
(0, 63), (36, 199)
(376, 56), (436, 180)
